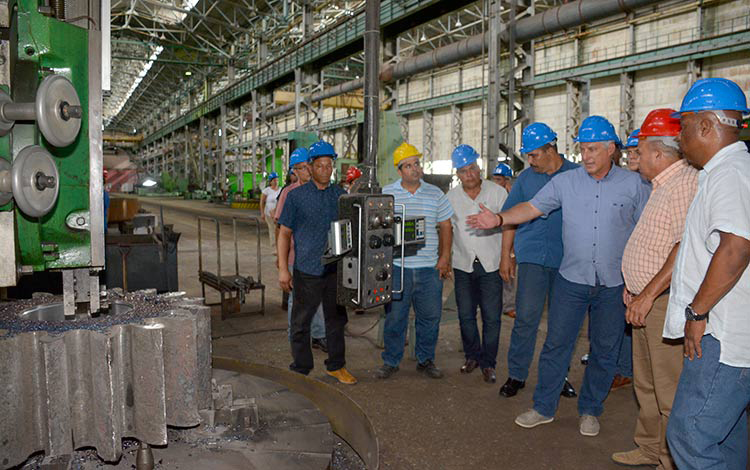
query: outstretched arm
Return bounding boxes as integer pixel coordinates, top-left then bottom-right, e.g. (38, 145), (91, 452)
(466, 202), (543, 230)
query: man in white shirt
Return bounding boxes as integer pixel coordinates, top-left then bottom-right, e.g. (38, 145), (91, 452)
(447, 145), (508, 383)
(261, 172), (281, 251)
(663, 77), (750, 470)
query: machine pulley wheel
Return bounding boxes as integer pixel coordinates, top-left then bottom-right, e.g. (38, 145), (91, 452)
(0, 158), (11, 206)
(36, 75), (82, 148)
(0, 90), (13, 136)
(11, 145), (60, 217)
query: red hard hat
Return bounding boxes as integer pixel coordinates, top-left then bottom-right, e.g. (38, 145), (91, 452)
(638, 108), (681, 137)
(346, 166), (362, 183)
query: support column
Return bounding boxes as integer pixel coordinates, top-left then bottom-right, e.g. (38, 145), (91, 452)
(565, 79), (590, 156)
(487, 0), (501, 166)
(451, 104), (462, 149)
(238, 104), (244, 193)
(184, 125), (189, 183)
(199, 117), (206, 188)
(619, 72), (635, 138)
(251, 90), (258, 193)
(687, 59), (703, 87)
(220, 105), (227, 192)
(422, 110), (433, 170)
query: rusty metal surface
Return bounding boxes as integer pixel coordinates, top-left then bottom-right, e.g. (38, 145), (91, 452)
(0, 291), (212, 469)
(213, 357), (380, 470)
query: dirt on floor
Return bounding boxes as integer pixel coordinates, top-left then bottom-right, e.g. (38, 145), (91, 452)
(140, 199), (646, 470)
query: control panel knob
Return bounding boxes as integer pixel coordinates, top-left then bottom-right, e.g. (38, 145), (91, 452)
(382, 213), (394, 228)
(382, 233), (395, 247)
(375, 269), (389, 281)
(368, 235), (382, 249)
(369, 214), (382, 229)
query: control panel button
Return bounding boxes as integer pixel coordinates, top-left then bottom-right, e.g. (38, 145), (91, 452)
(369, 235), (382, 249)
(382, 233), (395, 246)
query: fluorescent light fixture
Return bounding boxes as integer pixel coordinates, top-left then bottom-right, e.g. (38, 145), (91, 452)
(105, 45), (164, 125)
(142, 177), (157, 187)
(185, 70), (192, 76)
(455, 18), (462, 28)
(420, 31), (427, 41)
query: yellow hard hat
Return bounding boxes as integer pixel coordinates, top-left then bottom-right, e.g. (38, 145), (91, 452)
(393, 142), (422, 167)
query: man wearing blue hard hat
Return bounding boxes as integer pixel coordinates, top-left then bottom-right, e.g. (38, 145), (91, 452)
(275, 147), (328, 353)
(662, 77), (750, 470)
(624, 129), (641, 172)
(278, 140), (356, 385)
(492, 162), (514, 193)
(446, 144), (507, 383)
(495, 122), (578, 400)
(261, 171), (281, 251)
(468, 115), (650, 437)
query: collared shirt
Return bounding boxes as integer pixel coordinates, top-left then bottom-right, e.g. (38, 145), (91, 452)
(663, 142), (750, 367)
(278, 181), (346, 276)
(447, 180), (508, 273)
(530, 164), (650, 287)
(502, 158), (579, 268)
(622, 160), (698, 294)
(262, 186), (281, 216)
(383, 179), (453, 269)
(275, 181), (301, 267)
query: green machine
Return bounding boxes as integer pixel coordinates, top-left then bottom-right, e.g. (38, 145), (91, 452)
(0, 0), (103, 316)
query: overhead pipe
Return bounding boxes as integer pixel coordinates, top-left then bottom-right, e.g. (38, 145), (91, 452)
(265, 0), (660, 119)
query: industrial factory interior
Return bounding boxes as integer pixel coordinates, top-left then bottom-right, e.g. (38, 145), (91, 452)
(2, 0), (750, 468)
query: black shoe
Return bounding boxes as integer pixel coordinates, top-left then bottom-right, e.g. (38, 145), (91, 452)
(499, 377), (526, 397)
(312, 338), (328, 353)
(482, 368), (497, 384)
(561, 378), (577, 398)
(416, 360), (444, 379)
(460, 359), (479, 374)
(376, 364), (399, 379)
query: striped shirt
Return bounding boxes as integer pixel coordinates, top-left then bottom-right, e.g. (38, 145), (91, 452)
(622, 159), (698, 295)
(383, 179), (454, 269)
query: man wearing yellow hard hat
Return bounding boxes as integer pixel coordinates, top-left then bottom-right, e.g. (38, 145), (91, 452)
(376, 142), (453, 380)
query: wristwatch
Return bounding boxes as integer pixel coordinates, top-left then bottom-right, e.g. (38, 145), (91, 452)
(685, 304), (709, 322)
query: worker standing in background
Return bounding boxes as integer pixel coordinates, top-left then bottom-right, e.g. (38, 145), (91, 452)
(624, 129), (641, 172)
(276, 147), (327, 352)
(614, 109), (696, 469)
(663, 78), (750, 470)
(260, 172), (281, 252)
(278, 141), (354, 384)
(376, 142), (453, 380)
(469, 116), (650, 437)
(492, 162), (517, 318)
(497, 123), (578, 400)
(447, 145), (507, 383)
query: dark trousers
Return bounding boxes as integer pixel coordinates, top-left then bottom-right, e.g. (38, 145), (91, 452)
(453, 261), (503, 369)
(290, 269), (348, 374)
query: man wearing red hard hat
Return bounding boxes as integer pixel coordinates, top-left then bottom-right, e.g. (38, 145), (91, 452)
(614, 108), (698, 468)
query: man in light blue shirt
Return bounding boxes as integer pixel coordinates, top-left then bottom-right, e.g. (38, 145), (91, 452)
(468, 116), (650, 437)
(376, 142), (453, 380)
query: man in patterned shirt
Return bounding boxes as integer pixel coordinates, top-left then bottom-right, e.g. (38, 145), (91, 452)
(613, 109), (698, 469)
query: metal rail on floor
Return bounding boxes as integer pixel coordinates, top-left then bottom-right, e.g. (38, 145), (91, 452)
(197, 216), (265, 318)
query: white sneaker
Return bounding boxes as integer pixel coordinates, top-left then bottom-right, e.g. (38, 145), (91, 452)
(579, 414), (600, 437)
(515, 409), (554, 429)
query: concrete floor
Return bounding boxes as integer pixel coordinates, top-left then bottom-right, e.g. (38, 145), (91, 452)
(137, 197), (645, 470)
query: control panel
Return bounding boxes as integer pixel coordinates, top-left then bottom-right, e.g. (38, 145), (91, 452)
(336, 193), (395, 308)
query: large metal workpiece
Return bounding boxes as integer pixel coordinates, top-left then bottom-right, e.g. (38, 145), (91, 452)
(0, 290), (377, 469)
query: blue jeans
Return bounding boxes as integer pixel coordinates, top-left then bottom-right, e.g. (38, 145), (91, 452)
(382, 267), (443, 367)
(287, 289), (326, 340)
(533, 273), (625, 417)
(617, 324), (633, 377)
(453, 261), (502, 369)
(667, 335), (750, 470)
(507, 263), (557, 381)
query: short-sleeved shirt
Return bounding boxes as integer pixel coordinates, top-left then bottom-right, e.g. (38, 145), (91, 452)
(663, 142), (750, 367)
(383, 179), (453, 269)
(275, 181), (301, 267)
(278, 181), (346, 276)
(262, 186), (281, 216)
(502, 158), (579, 268)
(530, 164), (650, 287)
(447, 180), (507, 273)
(622, 159), (698, 295)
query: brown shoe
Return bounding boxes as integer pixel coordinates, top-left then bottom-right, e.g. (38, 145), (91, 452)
(482, 368), (496, 383)
(326, 367), (358, 385)
(610, 374), (632, 391)
(460, 359), (479, 374)
(504, 310), (516, 318)
(611, 448), (658, 466)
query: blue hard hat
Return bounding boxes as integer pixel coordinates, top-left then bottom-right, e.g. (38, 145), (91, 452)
(574, 115), (622, 146)
(290, 148), (309, 167)
(308, 140), (338, 160)
(520, 122), (557, 154)
(493, 163), (513, 177)
(672, 78), (750, 117)
(267, 172), (278, 181)
(626, 129), (640, 148)
(451, 144), (479, 169)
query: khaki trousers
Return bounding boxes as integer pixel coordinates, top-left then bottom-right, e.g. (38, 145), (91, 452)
(265, 215), (277, 252)
(633, 294), (683, 469)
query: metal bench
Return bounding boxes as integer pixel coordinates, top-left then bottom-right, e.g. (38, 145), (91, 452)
(197, 216), (265, 318)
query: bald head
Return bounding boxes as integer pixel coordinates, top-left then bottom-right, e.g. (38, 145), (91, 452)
(678, 110), (742, 168)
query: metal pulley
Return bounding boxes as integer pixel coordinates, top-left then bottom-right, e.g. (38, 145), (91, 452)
(0, 145), (61, 217)
(0, 75), (82, 147)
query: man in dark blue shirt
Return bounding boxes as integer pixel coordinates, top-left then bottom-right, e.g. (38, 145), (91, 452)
(278, 141), (356, 384)
(498, 123), (579, 399)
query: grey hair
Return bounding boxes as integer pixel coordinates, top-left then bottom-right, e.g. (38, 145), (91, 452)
(645, 136), (681, 157)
